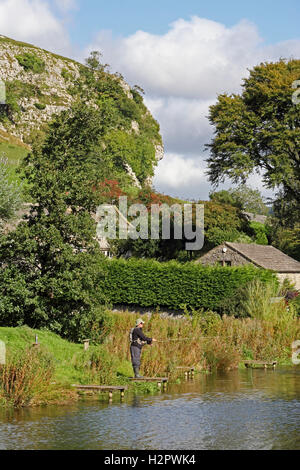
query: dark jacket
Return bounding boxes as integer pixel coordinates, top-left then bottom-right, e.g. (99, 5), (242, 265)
(131, 327), (152, 350)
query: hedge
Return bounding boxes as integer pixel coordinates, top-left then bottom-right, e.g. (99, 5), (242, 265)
(100, 259), (278, 311)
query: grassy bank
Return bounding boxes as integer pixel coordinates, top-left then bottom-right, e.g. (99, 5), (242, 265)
(0, 140), (29, 184)
(0, 305), (299, 407)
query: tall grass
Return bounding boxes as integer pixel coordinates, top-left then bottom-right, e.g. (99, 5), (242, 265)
(240, 280), (289, 321)
(104, 302), (300, 375)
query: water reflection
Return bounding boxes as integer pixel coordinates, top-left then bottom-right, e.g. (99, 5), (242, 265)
(0, 368), (299, 450)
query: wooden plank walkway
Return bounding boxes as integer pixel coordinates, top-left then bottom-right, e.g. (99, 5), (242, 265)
(244, 360), (277, 369)
(130, 377), (168, 390)
(72, 384), (127, 400)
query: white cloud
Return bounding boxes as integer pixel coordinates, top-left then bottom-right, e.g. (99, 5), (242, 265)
(153, 153), (209, 200)
(145, 96), (214, 154)
(90, 17), (264, 99)
(0, 0), (72, 54)
(154, 153), (276, 201)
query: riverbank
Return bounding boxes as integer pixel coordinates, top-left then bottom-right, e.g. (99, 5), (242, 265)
(0, 308), (299, 407)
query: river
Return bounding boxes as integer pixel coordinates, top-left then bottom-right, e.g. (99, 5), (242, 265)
(0, 367), (299, 450)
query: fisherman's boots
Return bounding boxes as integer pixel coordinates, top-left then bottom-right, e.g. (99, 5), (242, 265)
(133, 366), (143, 378)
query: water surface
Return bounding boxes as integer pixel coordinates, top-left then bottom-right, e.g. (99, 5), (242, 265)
(0, 368), (299, 450)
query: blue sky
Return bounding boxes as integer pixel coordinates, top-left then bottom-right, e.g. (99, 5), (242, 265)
(62, 0), (300, 47)
(1, 0), (299, 200)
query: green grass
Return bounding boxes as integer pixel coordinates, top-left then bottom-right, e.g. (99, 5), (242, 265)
(0, 141), (29, 186)
(0, 326), (155, 392)
(0, 326), (84, 384)
(0, 325), (169, 407)
(0, 142), (29, 164)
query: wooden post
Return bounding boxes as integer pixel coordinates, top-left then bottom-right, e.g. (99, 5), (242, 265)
(83, 339), (90, 351)
(109, 390), (113, 401)
(0, 340), (5, 365)
(32, 335), (40, 348)
(184, 371), (188, 380)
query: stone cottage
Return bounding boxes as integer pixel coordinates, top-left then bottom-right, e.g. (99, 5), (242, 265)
(196, 242), (300, 290)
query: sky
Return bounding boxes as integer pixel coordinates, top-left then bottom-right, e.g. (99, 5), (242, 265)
(0, 0), (299, 201)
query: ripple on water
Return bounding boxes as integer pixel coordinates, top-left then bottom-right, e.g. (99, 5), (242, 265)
(0, 368), (299, 450)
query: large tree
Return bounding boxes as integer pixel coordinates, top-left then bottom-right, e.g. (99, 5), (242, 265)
(206, 60), (300, 205)
(0, 105), (110, 341)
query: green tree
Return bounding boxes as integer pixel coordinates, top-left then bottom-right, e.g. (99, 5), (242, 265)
(0, 106), (110, 341)
(207, 60), (300, 206)
(210, 185), (269, 215)
(249, 222), (269, 245)
(268, 190), (300, 260)
(68, 51), (160, 185)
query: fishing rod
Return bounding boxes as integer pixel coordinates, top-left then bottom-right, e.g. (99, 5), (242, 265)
(155, 338), (192, 343)
(154, 336), (218, 343)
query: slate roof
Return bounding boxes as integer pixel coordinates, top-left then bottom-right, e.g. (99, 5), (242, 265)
(225, 242), (300, 273)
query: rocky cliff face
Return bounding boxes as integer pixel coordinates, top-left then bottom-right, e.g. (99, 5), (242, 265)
(0, 35), (164, 184)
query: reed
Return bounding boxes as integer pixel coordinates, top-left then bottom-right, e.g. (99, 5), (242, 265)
(104, 306), (300, 374)
(0, 347), (54, 407)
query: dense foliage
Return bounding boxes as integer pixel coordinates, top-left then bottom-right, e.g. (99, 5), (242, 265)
(269, 192), (300, 261)
(210, 185), (269, 215)
(0, 104), (114, 342)
(207, 59), (300, 209)
(66, 51), (161, 186)
(102, 180), (255, 260)
(207, 60), (300, 261)
(98, 259), (277, 311)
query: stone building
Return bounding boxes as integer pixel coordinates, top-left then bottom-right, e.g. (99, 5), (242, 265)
(196, 242), (300, 290)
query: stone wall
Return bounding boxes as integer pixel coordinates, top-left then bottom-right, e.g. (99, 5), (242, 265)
(277, 273), (300, 290)
(197, 244), (250, 267)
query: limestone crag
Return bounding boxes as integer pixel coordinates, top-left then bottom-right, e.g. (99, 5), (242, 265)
(0, 35), (164, 185)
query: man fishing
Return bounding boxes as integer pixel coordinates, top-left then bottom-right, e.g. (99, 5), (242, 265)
(130, 318), (157, 378)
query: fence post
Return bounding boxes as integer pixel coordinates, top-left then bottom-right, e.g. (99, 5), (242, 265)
(0, 340), (6, 365)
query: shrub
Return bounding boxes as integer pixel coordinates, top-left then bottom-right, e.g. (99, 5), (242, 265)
(99, 259), (277, 311)
(250, 222), (269, 245)
(220, 279), (298, 326)
(16, 53), (45, 74)
(59, 307), (116, 344)
(34, 102), (46, 110)
(72, 344), (119, 385)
